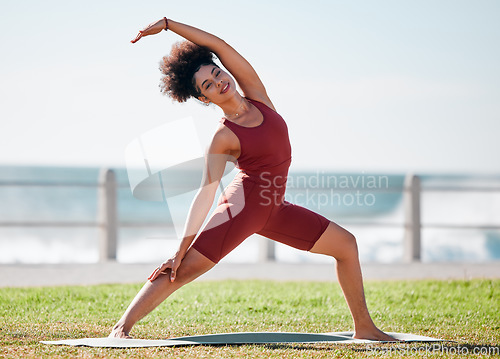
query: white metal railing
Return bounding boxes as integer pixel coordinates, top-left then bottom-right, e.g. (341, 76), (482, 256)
(0, 169), (499, 263)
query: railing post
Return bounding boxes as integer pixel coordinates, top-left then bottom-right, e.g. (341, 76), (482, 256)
(404, 173), (421, 262)
(259, 237), (276, 262)
(98, 168), (117, 262)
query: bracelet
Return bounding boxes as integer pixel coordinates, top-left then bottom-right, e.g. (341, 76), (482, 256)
(163, 17), (169, 32)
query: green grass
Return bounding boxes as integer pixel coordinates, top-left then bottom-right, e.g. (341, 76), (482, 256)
(0, 279), (499, 358)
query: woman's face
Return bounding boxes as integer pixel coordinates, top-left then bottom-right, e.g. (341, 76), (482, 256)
(193, 64), (237, 104)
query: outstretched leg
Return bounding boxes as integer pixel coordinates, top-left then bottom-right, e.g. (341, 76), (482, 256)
(310, 222), (396, 341)
(109, 248), (215, 338)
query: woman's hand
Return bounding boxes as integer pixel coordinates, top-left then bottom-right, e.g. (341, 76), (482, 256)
(148, 252), (184, 282)
(131, 18), (167, 44)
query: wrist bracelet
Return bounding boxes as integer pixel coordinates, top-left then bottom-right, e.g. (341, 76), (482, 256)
(163, 17), (169, 31)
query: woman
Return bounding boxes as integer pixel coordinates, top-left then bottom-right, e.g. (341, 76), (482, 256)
(110, 17), (395, 342)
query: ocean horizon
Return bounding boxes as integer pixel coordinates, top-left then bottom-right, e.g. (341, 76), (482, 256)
(1, 165), (499, 264)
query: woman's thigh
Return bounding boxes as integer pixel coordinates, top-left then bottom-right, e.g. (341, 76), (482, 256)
(257, 202), (330, 251)
(192, 181), (270, 263)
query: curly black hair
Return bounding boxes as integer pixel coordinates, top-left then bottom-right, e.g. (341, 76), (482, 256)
(159, 41), (217, 103)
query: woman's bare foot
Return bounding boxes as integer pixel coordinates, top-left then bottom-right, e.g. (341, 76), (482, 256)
(108, 324), (132, 339)
(354, 326), (400, 342)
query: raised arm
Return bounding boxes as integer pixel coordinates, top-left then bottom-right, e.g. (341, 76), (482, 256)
(131, 18), (273, 107)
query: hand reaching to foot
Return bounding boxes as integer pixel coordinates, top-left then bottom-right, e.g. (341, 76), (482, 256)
(109, 324), (132, 339)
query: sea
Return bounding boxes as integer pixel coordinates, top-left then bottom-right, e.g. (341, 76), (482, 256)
(1, 165), (499, 264)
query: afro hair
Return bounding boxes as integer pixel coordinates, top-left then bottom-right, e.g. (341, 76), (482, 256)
(159, 41), (217, 103)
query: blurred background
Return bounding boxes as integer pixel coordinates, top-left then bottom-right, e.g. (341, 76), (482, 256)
(1, 0), (499, 265)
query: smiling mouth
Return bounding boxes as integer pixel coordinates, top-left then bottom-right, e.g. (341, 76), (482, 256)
(221, 83), (230, 94)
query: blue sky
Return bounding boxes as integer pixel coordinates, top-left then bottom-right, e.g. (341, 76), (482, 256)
(1, 0), (499, 174)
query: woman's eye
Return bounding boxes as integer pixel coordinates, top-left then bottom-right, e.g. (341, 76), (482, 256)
(207, 83), (212, 89)
(216, 71), (220, 77)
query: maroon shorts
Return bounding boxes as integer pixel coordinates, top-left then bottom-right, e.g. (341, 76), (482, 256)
(192, 174), (330, 263)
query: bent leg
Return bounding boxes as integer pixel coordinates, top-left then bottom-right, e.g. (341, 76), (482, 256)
(109, 248), (215, 338)
(310, 222), (396, 341)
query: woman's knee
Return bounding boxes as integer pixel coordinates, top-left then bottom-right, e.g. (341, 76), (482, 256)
(311, 222), (358, 260)
(344, 230), (358, 253)
(332, 227), (358, 260)
(172, 265), (201, 286)
(173, 249), (215, 286)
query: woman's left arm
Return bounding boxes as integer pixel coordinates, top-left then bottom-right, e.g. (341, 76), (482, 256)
(132, 18), (272, 106)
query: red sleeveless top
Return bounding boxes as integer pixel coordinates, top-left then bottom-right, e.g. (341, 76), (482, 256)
(222, 99), (292, 182)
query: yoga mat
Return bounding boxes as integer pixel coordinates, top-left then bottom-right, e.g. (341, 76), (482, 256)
(41, 331), (443, 348)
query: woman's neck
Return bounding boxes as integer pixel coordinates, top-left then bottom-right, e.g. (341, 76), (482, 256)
(220, 96), (249, 119)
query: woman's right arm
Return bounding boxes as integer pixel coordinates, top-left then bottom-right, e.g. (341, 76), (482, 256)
(148, 129), (235, 282)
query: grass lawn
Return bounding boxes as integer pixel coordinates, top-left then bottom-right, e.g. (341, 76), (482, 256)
(0, 279), (499, 358)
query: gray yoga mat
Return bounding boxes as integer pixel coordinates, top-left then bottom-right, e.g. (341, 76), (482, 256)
(41, 331), (443, 348)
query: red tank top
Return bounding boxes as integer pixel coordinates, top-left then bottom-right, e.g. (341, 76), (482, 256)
(222, 98), (292, 182)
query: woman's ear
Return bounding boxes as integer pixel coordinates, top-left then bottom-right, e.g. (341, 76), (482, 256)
(198, 96), (211, 105)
